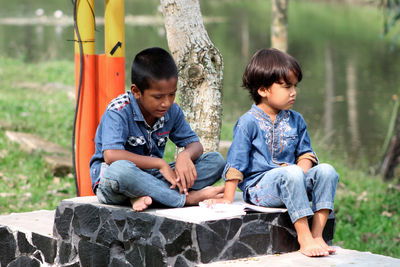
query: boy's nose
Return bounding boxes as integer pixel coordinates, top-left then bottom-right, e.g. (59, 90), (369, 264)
(161, 98), (172, 108)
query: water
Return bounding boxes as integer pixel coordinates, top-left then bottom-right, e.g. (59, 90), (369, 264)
(1, 0), (399, 164)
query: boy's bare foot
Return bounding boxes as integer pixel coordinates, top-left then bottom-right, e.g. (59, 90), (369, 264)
(130, 196), (152, 212)
(185, 186), (225, 206)
(298, 235), (329, 257)
(314, 236), (336, 254)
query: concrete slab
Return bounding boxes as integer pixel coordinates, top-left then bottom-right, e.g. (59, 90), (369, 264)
(5, 131), (70, 155)
(5, 130), (72, 175)
(197, 247), (400, 267)
(0, 209), (54, 237)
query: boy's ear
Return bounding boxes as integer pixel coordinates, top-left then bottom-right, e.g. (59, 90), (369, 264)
(131, 84), (141, 99)
(257, 86), (269, 98)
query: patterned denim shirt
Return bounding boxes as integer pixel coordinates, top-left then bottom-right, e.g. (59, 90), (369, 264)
(89, 91), (199, 189)
(224, 104), (318, 199)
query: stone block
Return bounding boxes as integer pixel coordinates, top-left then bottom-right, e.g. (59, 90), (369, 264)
(32, 232), (57, 264)
(59, 241), (73, 264)
(5, 131), (72, 175)
(7, 255), (41, 267)
(5, 131), (70, 155)
(78, 239), (110, 267)
(17, 232), (36, 254)
(53, 197), (336, 266)
(0, 226), (17, 267)
(0, 211), (63, 266)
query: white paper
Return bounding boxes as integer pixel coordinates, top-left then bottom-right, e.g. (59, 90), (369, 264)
(239, 202), (287, 213)
(155, 205), (245, 223)
(153, 202), (287, 223)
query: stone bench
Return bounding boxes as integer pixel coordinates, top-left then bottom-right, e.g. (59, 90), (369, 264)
(0, 210), (58, 266)
(0, 195), (335, 266)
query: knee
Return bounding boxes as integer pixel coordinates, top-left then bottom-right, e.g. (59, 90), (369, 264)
(316, 163), (339, 183)
(103, 160), (137, 183)
(281, 165), (305, 184)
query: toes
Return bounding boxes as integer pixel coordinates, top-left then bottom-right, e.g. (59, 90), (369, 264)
(300, 247), (329, 257)
(144, 196), (152, 206)
(131, 196), (152, 212)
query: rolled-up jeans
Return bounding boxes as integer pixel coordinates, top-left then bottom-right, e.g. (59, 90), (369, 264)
(96, 152), (225, 208)
(247, 163), (339, 223)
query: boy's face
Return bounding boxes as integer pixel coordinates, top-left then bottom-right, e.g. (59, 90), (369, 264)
(258, 71), (298, 115)
(131, 78), (177, 125)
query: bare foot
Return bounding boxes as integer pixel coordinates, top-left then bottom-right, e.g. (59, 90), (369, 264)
(298, 236), (329, 257)
(314, 236), (336, 254)
(130, 196), (152, 212)
(185, 186), (225, 206)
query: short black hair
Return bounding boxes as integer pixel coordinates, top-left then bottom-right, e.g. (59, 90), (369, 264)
(242, 48), (302, 104)
(131, 47), (178, 92)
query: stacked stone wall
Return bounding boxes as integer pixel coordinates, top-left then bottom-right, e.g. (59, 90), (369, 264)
(0, 198), (335, 266)
(52, 200), (335, 266)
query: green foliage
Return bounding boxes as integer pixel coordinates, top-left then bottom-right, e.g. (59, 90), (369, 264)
(382, 0), (400, 34)
(382, 0), (400, 48)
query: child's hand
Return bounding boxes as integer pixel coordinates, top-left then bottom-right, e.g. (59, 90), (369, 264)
(202, 198), (232, 208)
(159, 162), (183, 193)
(175, 151), (197, 195)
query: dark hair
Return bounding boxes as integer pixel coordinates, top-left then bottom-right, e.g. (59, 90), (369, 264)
(131, 47), (178, 92)
(242, 48), (302, 104)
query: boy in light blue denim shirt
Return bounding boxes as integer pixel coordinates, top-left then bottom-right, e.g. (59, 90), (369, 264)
(206, 48), (339, 257)
(90, 47), (225, 212)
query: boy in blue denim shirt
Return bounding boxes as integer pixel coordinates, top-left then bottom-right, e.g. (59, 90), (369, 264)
(90, 47), (225, 212)
(206, 48), (339, 257)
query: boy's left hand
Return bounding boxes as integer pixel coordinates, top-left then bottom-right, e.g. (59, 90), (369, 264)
(175, 151), (197, 195)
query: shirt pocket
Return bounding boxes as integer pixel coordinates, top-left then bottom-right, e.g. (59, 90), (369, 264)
(156, 136), (169, 147)
(127, 136), (146, 147)
(282, 134), (298, 149)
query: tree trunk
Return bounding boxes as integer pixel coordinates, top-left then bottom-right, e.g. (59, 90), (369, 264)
(379, 120), (400, 180)
(240, 13), (249, 64)
(377, 95), (400, 181)
(271, 0), (288, 52)
(160, 0), (224, 152)
(346, 59), (361, 153)
(324, 45), (334, 142)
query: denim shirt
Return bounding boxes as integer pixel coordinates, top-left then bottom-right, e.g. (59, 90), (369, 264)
(89, 91), (199, 188)
(224, 104), (317, 197)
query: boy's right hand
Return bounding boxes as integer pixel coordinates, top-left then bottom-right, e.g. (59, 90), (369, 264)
(159, 162), (184, 193)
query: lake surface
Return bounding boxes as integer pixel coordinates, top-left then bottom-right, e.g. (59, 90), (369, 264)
(1, 0), (399, 164)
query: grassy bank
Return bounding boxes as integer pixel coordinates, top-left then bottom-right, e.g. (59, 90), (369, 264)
(313, 137), (400, 258)
(0, 57), (399, 258)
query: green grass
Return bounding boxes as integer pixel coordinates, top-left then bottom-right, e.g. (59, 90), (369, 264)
(313, 138), (400, 258)
(0, 56), (399, 258)
(0, 57), (76, 214)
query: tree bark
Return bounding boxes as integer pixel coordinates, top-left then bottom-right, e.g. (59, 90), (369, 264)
(379, 120), (400, 180)
(160, 0), (224, 152)
(377, 96), (400, 181)
(271, 0), (288, 52)
(346, 59), (361, 153)
(324, 45), (334, 142)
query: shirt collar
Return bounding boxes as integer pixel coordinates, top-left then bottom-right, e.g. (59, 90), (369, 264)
(128, 91), (168, 130)
(251, 104), (288, 122)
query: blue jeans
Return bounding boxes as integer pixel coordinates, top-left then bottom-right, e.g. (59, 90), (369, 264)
(96, 152), (225, 208)
(247, 164), (339, 223)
